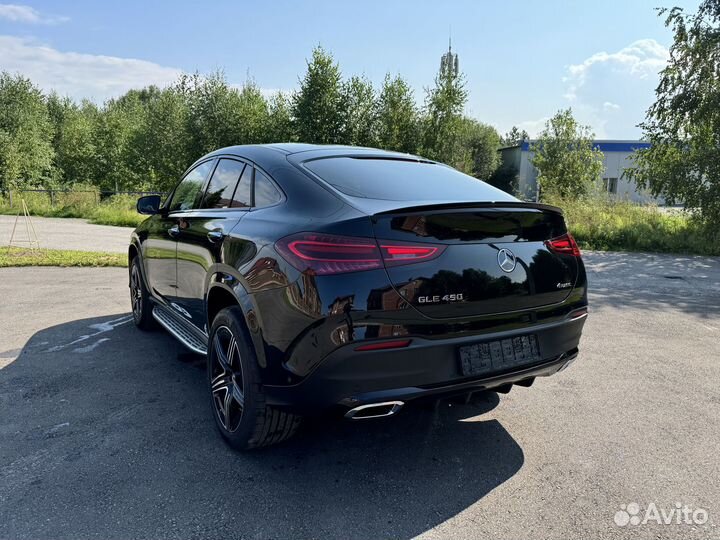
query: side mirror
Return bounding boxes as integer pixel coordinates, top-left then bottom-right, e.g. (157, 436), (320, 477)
(137, 195), (162, 215)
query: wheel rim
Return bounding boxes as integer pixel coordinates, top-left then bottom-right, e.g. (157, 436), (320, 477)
(210, 326), (245, 432)
(130, 264), (142, 320)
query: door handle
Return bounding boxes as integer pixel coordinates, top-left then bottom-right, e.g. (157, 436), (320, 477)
(168, 224), (180, 238)
(207, 230), (225, 243)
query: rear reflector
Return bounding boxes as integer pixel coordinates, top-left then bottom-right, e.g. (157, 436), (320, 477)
(276, 232), (444, 275)
(545, 233), (581, 257)
(354, 339), (412, 351)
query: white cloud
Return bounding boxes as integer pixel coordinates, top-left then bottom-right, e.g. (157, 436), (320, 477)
(516, 116), (550, 138)
(565, 39), (668, 93)
(560, 39), (669, 138)
(259, 87), (292, 99)
(229, 84), (293, 99)
(0, 4), (68, 24)
(0, 35), (182, 102)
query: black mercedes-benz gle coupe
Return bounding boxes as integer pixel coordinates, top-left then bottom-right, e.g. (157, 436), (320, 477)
(129, 143), (588, 449)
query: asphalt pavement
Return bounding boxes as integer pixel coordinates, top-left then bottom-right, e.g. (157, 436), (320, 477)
(0, 252), (719, 539)
(0, 215), (134, 253)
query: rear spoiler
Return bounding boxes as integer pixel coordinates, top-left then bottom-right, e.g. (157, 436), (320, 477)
(371, 201), (564, 217)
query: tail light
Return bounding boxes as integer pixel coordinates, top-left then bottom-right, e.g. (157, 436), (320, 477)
(379, 243), (443, 267)
(545, 233), (581, 257)
(275, 233), (445, 275)
(275, 234), (382, 275)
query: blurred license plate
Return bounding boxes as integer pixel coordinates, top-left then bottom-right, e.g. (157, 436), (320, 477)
(459, 334), (541, 376)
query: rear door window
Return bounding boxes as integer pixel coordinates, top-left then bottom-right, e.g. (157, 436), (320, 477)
(201, 159), (245, 209)
(231, 164), (253, 208)
(304, 157), (516, 202)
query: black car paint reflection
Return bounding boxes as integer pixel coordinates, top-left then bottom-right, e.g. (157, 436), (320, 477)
(130, 144), (588, 412)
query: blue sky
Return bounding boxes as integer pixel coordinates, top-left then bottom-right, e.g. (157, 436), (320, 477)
(0, 0), (700, 138)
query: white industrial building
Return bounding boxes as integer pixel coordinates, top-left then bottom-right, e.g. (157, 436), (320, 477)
(498, 140), (662, 204)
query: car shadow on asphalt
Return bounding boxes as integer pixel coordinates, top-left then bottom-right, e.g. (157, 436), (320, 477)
(1, 314), (525, 540)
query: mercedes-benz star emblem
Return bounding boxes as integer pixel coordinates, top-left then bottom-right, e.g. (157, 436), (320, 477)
(497, 248), (517, 273)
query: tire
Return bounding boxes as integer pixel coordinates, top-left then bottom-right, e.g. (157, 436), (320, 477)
(207, 306), (302, 450)
(129, 256), (156, 330)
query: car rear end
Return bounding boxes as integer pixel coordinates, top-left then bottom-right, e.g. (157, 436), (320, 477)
(263, 152), (588, 417)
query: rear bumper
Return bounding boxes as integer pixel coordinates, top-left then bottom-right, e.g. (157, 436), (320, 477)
(264, 313), (586, 414)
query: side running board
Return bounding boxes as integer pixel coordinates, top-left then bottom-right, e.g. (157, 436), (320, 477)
(152, 305), (208, 355)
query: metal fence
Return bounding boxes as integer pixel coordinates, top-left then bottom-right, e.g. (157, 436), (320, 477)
(1, 189), (167, 208)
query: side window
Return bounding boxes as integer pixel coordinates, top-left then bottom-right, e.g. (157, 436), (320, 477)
(231, 165), (252, 208)
(169, 160), (215, 212)
(254, 169), (282, 207)
(201, 159), (245, 209)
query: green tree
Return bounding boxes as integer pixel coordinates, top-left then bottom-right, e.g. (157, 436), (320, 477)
(180, 73), (272, 155)
(488, 161), (520, 195)
(531, 108), (604, 199)
(47, 94), (98, 186)
(460, 118), (501, 179)
(0, 72), (54, 190)
(180, 72), (243, 156)
(340, 75), (377, 147)
(135, 87), (191, 191)
(0, 45), (520, 196)
(629, 0), (720, 225)
(292, 46), (345, 143)
(421, 52), (468, 167)
(234, 80), (270, 144)
(93, 90), (147, 191)
(266, 91), (295, 142)
(376, 74), (419, 154)
(502, 126), (529, 146)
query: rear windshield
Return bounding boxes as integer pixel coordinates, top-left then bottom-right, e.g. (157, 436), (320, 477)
(304, 157), (517, 202)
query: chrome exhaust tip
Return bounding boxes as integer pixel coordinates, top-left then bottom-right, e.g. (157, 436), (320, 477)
(344, 401), (404, 420)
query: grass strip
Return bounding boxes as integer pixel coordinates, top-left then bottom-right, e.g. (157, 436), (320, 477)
(0, 247), (127, 268)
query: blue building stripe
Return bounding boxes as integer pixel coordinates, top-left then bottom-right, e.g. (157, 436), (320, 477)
(519, 141), (650, 152)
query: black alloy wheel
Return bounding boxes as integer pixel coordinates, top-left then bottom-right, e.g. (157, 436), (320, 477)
(130, 262), (143, 320)
(130, 257), (155, 330)
(209, 325), (245, 433)
(207, 306), (302, 449)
